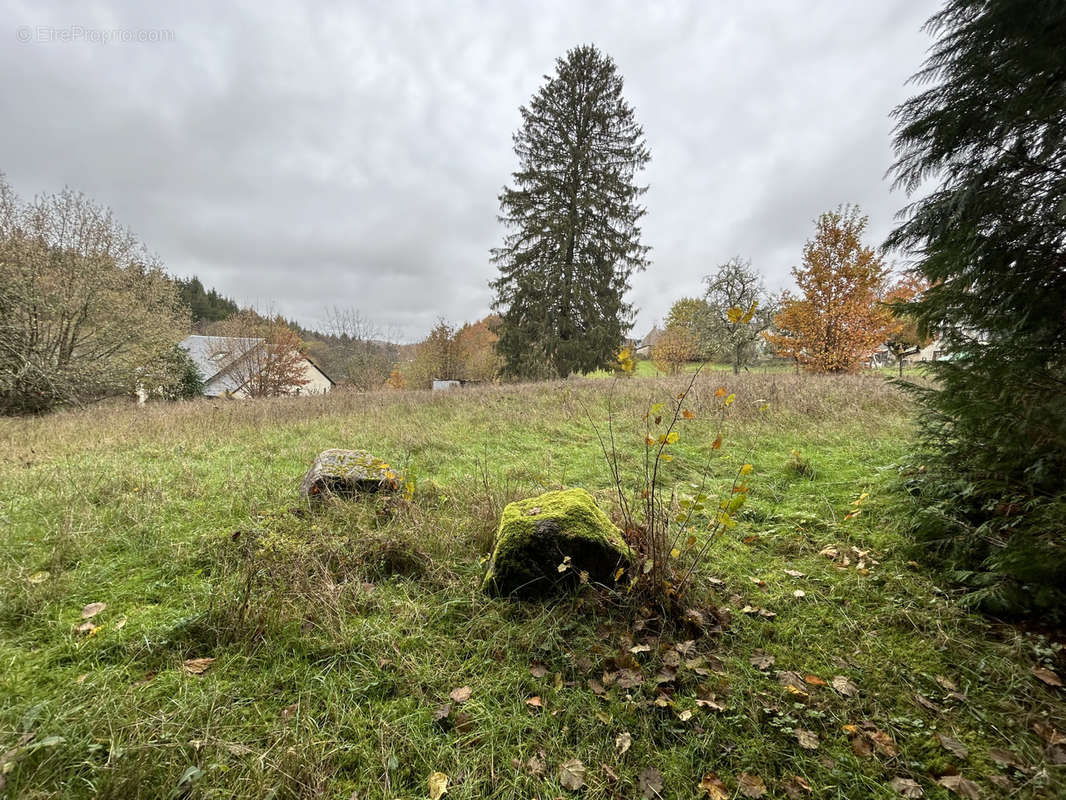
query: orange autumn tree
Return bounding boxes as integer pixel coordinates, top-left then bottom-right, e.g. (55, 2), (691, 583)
(883, 274), (932, 377)
(767, 206), (892, 373)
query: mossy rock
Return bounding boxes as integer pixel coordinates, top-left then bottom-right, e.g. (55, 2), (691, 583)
(482, 488), (632, 598)
(299, 449), (400, 500)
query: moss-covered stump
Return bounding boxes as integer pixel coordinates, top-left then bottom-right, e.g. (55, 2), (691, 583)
(482, 488), (632, 597)
(299, 449), (400, 500)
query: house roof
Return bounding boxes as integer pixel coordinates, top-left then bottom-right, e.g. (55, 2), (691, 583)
(179, 335), (264, 393)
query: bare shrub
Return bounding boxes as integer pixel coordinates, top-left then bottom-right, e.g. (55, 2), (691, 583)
(0, 176), (187, 413)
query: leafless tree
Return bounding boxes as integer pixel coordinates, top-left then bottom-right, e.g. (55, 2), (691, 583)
(321, 306), (398, 391)
(703, 257), (779, 374)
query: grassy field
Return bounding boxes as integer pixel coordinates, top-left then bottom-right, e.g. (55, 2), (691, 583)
(1, 374), (1063, 799)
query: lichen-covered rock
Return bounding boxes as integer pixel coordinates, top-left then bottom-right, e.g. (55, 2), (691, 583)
(299, 449), (400, 499)
(482, 488), (632, 597)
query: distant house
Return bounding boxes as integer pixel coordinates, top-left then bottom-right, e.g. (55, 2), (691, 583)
(904, 339), (944, 364)
(635, 326), (663, 355)
(179, 335), (334, 397)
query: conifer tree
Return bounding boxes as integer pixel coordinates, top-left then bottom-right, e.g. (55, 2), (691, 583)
(887, 0), (1066, 613)
(491, 45), (650, 378)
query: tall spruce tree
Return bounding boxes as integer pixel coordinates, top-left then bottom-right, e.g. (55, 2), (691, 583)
(491, 45), (650, 378)
(887, 1), (1066, 614)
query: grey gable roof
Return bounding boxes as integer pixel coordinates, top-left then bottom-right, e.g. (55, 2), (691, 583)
(179, 335), (264, 394)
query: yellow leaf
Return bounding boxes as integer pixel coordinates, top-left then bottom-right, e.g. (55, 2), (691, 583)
(645, 434), (656, 446)
(740, 464), (753, 475)
(741, 300), (759, 324)
(699, 772), (729, 800)
(726, 306), (744, 324)
(660, 453), (674, 462)
(428, 771), (449, 799)
(614, 567), (625, 581)
(724, 393), (736, 406)
(666, 431), (679, 444)
(670, 548), (681, 559)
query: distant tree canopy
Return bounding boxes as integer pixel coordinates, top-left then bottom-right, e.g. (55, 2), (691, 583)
(886, 0), (1066, 614)
(703, 258), (778, 374)
(0, 175), (187, 414)
(663, 298), (714, 361)
(491, 44), (650, 379)
(405, 316), (502, 389)
(175, 276), (239, 329)
(883, 274), (931, 377)
(767, 207), (892, 373)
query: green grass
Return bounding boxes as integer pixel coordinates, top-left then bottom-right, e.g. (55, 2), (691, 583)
(0, 374), (1062, 798)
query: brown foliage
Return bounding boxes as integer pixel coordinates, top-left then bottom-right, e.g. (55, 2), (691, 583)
(0, 177), (187, 413)
(207, 312), (310, 397)
(766, 206), (892, 373)
(652, 326), (696, 374)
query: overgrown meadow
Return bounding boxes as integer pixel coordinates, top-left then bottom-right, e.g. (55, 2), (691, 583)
(1, 375), (1063, 798)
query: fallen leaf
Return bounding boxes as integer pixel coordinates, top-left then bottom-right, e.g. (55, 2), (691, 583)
(1032, 666), (1063, 687)
(889, 777), (924, 797)
(777, 671), (807, 692)
(831, 675), (859, 698)
(81, 602), (106, 618)
(793, 590), (806, 598)
(988, 748), (1024, 770)
(588, 678), (605, 695)
(988, 775), (1011, 791)
(699, 772), (728, 799)
(181, 657), (215, 675)
(738, 772), (767, 798)
(780, 775), (812, 798)
(433, 703), (452, 722)
(630, 643), (652, 654)
(936, 733), (968, 760)
(794, 728), (819, 750)
(804, 674), (827, 686)
(525, 696), (543, 710)
(936, 774), (980, 798)
(28, 571), (50, 584)
(279, 703), (298, 722)
(449, 685), (472, 703)
(935, 674), (958, 692)
(616, 668), (643, 689)
(851, 735), (873, 758)
(783, 569), (806, 577)
(869, 729), (899, 757)
(639, 766), (664, 798)
(527, 753), (547, 777)
(74, 620), (96, 634)
(678, 709), (694, 722)
(1032, 722), (1066, 745)
(113, 616), (127, 631)
(750, 651), (775, 670)
(819, 546), (839, 559)
(559, 758), (586, 791)
(615, 731), (632, 755)
(695, 697), (726, 712)
(530, 662), (548, 678)
(915, 693), (940, 712)
(428, 771), (449, 800)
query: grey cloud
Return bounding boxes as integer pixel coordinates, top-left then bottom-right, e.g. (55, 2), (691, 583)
(2, 0), (936, 341)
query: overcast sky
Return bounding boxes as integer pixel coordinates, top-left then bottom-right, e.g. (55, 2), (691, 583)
(3, 0), (937, 341)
